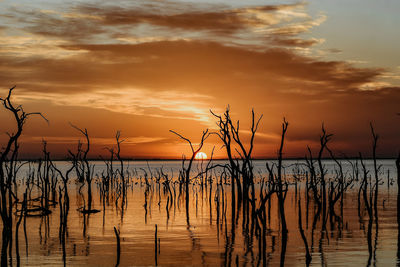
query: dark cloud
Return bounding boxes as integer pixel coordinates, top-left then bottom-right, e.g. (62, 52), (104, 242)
(327, 48), (342, 53)
(75, 2), (301, 32)
(6, 9), (105, 40)
(271, 37), (320, 47)
(0, 40), (384, 97)
(4, 1), (311, 43)
(78, 6), (245, 33)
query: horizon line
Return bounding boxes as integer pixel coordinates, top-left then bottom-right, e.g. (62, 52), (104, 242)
(12, 157), (399, 161)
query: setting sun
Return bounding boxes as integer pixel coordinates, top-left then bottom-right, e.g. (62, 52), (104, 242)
(195, 152), (207, 160)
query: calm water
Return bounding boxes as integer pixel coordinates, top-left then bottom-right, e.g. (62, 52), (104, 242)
(2, 159), (399, 266)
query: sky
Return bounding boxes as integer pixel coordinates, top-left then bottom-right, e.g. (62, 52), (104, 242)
(0, 0), (399, 159)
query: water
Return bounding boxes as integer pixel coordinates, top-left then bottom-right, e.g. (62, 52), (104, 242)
(1, 159), (399, 266)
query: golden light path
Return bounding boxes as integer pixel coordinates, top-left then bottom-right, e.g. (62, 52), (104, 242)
(195, 152), (207, 160)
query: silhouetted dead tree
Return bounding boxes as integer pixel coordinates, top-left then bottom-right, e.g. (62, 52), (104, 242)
(115, 131), (124, 179)
(68, 140), (85, 183)
(33, 141), (58, 215)
(105, 146), (115, 181)
(210, 107), (238, 175)
(230, 109), (262, 189)
(100, 146), (115, 211)
(360, 153), (373, 266)
(211, 107), (274, 265)
(305, 146), (321, 210)
(370, 123), (381, 226)
(0, 86), (46, 266)
(51, 160), (74, 206)
(210, 107), (240, 208)
(115, 131), (127, 213)
(231, 109), (262, 237)
(265, 119), (290, 238)
(170, 129), (209, 184)
(317, 124), (332, 231)
(369, 123), (381, 266)
(170, 129), (209, 225)
(326, 148), (354, 225)
(192, 147), (216, 186)
(260, 119), (291, 267)
(277, 118), (289, 235)
(211, 107), (263, 241)
(70, 124), (97, 213)
(254, 177), (276, 266)
(266, 118), (290, 267)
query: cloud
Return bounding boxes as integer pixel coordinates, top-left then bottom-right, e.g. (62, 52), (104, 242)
(4, 7), (105, 41)
(266, 13), (327, 36)
(75, 2), (304, 31)
(10, 84), (212, 123)
(13, 87), (214, 123)
(270, 37), (324, 47)
(359, 81), (391, 91)
(21, 135), (166, 145)
(0, 34), (86, 59)
(0, 39), (388, 104)
(3, 1), (327, 49)
(327, 48), (342, 54)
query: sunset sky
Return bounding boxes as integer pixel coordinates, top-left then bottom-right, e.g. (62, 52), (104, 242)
(0, 0), (399, 159)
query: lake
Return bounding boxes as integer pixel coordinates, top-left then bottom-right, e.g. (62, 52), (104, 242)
(1, 159), (399, 266)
